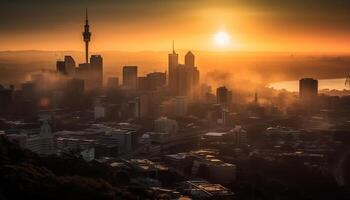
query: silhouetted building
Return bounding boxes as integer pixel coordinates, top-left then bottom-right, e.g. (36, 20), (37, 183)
(137, 76), (148, 91)
(21, 81), (36, 100)
(185, 51), (195, 67)
(146, 72), (166, 90)
(299, 78), (318, 101)
(90, 55), (103, 88)
(56, 61), (66, 74)
(64, 56), (76, 75)
(168, 48), (200, 100)
(57, 56), (76, 75)
(123, 66), (138, 89)
(0, 86), (13, 114)
(217, 86), (232, 107)
(107, 77), (119, 89)
(66, 78), (84, 95)
(168, 41), (179, 93)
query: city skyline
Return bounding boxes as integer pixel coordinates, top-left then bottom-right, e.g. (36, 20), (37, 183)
(1, 0), (350, 53)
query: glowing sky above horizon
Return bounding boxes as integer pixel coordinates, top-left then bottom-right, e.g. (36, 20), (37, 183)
(1, 0), (350, 52)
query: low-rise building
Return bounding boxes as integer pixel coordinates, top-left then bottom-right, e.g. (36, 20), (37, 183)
(180, 180), (235, 200)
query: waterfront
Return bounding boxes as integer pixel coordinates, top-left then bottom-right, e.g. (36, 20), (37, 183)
(269, 78), (347, 92)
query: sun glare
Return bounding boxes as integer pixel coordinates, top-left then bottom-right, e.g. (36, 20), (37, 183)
(213, 31), (231, 47)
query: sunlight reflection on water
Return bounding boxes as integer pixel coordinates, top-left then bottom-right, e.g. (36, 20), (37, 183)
(268, 78), (347, 92)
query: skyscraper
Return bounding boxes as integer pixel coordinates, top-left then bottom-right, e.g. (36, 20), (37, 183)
(168, 48), (200, 100)
(217, 86), (232, 107)
(299, 78), (318, 101)
(90, 55), (103, 88)
(185, 51), (195, 67)
(64, 56), (76, 75)
(123, 66), (138, 89)
(168, 41), (179, 93)
(40, 120), (55, 156)
(83, 9), (91, 64)
(146, 72), (166, 90)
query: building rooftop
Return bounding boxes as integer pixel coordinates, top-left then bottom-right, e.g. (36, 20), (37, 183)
(127, 159), (168, 172)
(204, 132), (227, 137)
(183, 180), (234, 197)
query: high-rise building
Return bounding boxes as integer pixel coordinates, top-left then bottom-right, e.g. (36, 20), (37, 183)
(217, 86), (232, 107)
(136, 95), (148, 118)
(137, 76), (148, 91)
(168, 41), (179, 93)
(299, 78), (318, 101)
(168, 48), (200, 100)
(90, 55), (103, 88)
(185, 51), (195, 67)
(40, 120), (55, 156)
(146, 72), (166, 90)
(57, 56), (76, 75)
(123, 66), (138, 89)
(66, 78), (84, 95)
(64, 56), (76, 75)
(107, 77), (119, 89)
(0, 86), (13, 115)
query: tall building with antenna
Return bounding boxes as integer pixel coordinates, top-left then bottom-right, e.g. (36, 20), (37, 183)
(56, 9), (103, 91)
(168, 41), (179, 93)
(83, 9), (91, 64)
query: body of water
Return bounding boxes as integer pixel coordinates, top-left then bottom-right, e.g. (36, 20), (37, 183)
(269, 78), (347, 92)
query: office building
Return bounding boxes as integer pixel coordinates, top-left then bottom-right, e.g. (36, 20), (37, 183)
(137, 76), (148, 91)
(216, 86), (232, 107)
(168, 41), (179, 93)
(167, 47), (200, 100)
(185, 51), (195, 67)
(0, 86), (13, 114)
(299, 78), (318, 101)
(123, 66), (138, 89)
(102, 129), (134, 154)
(40, 120), (55, 156)
(146, 72), (166, 90)
(6, 120), (55, 156)
(107, 77), (119, 89)
(64, 56), (76, 75)
(90, 55), (103, 89)
(154, 117), (178, 134)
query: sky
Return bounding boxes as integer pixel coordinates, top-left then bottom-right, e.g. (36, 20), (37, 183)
(1, 0), (350, 52)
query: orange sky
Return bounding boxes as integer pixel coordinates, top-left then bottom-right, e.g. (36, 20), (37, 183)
(1, 0), (350, 53)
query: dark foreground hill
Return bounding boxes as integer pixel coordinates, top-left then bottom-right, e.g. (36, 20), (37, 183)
(0, 137), (165, 200)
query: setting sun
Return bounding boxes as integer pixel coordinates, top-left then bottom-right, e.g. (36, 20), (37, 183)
(213, 31), (231, 47)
